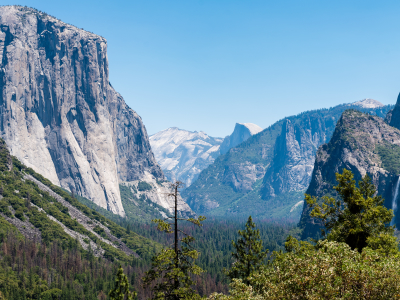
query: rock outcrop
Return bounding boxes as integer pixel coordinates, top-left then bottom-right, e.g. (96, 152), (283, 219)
(299, 109), (400, 239)
(182, 100), (393, 221)
(0, 6), (171, 216)
(149, 127), (222, 187)
(219, 123), (262, 155)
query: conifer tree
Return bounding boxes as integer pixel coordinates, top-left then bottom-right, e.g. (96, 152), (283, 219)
(307, 169), (398, 254)
(226, 216), (268, 284)
(142, 181), (206, 300)
(109, 265), (137, 300)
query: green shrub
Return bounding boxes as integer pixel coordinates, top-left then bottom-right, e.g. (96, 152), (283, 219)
(137, 181), (152, 192)
(210, 240), (400, 300)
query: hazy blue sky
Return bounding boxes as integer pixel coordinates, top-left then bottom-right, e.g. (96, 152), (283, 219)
(6, 0), (400, 137)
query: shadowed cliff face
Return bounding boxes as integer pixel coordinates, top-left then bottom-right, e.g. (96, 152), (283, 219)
(0, 6), (165, 216)
(299, 110), (400, 239)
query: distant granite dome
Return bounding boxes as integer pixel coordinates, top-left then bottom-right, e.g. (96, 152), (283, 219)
(149, 128), (222, 187)
(349, 99), (385, 109)
(219, 123), (263, 155)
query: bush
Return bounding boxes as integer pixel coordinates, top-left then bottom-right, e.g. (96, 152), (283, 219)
(210, 240), (400, 299)
(137, 181), (152, 192)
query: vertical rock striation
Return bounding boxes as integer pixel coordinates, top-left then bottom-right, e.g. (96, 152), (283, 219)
(0, 6), (168, 216)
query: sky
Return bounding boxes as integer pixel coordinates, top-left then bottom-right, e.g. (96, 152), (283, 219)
(4, 0), (400, 137)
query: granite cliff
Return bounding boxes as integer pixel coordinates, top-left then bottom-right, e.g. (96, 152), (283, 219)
(0, 6), (193, 217)
(219, 123), (263, 155)
(182, 99), (393, 221)
(299, 109), (400, 239)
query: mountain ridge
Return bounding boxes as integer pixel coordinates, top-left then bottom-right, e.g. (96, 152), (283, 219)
(150, 123), (263, 188)
(182, 102), (394, 221)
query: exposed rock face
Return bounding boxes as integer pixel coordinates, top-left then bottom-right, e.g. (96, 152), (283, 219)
(0, 6), (167, 216)
(260, 115), (329, 199)
(149, 127), (222, 187)
(121, 172), (194, 218)
(220, 123), (262, 155)
(299, 110), (400, 239)
(182, 102), (393, 221)
(388, 93), (400, 130)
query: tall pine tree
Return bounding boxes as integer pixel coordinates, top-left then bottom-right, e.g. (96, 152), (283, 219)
(226, 216), (268, 284)
(143, 181), (205, 300)
(109, 266), (137, 300)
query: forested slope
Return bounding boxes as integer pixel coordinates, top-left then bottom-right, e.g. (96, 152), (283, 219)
(0, 138), (164, 298)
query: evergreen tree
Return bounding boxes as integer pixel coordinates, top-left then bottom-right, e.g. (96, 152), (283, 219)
(226, 216), (268, 284)
(109, 265), (137, 300)
(142, 181), (206, 300)
(306, 168), (398, 254)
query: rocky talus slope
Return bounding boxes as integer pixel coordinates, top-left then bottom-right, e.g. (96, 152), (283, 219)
(150, 128), (223, 187)
(182, 99), (393, 221)
(0, 138), (160, 261)
(299, 109), (400, 239)
(0, 6), (193, 217)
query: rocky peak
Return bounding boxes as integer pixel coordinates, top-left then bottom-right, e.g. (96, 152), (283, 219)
(350, 98), (385, 109)
(388, 93), (400, 130)
(219, 123), (263, 155)
(149, 127), (222, 187)
(299, 109), (400, 239)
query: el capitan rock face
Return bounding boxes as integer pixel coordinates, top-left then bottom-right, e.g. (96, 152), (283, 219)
(0, 6), (172, 216)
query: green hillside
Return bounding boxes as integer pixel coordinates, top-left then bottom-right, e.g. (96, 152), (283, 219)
(0, 138), (163, 298)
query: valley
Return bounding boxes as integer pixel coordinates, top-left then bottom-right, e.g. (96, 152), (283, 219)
(0, 3), (399, 299)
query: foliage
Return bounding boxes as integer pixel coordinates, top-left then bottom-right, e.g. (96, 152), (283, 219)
(109, 265), (137, 300)
(375, 142), (400, 174)
(138, 181), (153, 192)
(226, 216), (268, 284)
(306, 169), (398, 254)
(143, 182), (206, 299)
(209, 240), (400, 300)
(0, 230), (144, 299)
(24, 168), (161, 262)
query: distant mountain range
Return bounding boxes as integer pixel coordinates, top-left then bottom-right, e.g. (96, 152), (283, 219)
(150, 123), (262, 187)
(181, 99), (393, 221)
